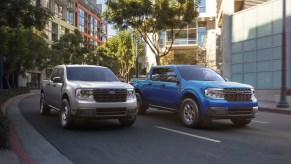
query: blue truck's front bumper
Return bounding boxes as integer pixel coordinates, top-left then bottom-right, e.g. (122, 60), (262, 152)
(201, 98), (258, 119)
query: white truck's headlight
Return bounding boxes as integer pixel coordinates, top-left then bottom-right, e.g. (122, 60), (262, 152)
(205, 88), (224, 99)
(127, 89), (135, 100)
(76, 89), (94, 100)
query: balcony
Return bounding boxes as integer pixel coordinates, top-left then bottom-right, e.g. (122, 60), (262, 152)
(55, 0), (66, 5)
(67, 2), (75, 12)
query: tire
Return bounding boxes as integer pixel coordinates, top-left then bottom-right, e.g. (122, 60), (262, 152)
(60, 99), (75, 129)
(231, 118), (252, 127)
(40, 93), (50, 115)
(136, 93), (147, 115)
(119, 116), (136, 126)
(180, 98), (203, 128)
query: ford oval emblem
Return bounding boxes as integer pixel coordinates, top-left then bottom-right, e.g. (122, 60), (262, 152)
(108, 91), (115, 95)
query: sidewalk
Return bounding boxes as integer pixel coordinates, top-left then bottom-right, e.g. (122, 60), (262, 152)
(1, 91), (291, 164)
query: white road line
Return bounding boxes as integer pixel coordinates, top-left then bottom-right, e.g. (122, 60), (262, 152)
(155, 126), (221, 143)
(252, 120), (269, 124)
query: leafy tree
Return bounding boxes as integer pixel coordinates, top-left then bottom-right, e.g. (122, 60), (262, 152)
(161, 51), (198, 65)
(103, 0), (200, 65)
(0, 0), (52, 88)
(0, 0), (52, 29)
(97, 30), (144, 79)
(51, 30), (90, 65)
(1, 28), (51, 89)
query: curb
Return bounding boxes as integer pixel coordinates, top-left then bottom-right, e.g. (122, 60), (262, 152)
(259, 107), (291, 115)
(1, 93), (35, 164)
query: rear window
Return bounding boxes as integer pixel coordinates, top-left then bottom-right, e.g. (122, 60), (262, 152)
(66, 67), (119, 82)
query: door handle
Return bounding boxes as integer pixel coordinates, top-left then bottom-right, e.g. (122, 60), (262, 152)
(145, 83), (152, 86)
(47, 83), (50, 86)
(53, 84), (56, 87)
(160, 84), (166, 87)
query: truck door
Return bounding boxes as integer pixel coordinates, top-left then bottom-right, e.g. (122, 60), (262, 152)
(157, 68), (180, 109)
(45, 68), (59, 106)
(145, 67), (180, 109)
(49, 68), (64, 109)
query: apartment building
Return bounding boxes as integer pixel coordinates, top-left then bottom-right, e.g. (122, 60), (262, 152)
(218, 0), (291, 102)
(21, 0), (107, 89)
(36, 0), (107, 47)
(145, 0), (219, 72)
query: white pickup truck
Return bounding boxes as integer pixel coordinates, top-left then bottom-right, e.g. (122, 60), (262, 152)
(40, 65), (137, 129)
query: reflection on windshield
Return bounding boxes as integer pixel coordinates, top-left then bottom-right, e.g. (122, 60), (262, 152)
(177, 66), (225, 81)
(66, 67), (119, 82)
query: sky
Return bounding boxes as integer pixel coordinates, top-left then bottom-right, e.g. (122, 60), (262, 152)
(98, 0), (117, 36)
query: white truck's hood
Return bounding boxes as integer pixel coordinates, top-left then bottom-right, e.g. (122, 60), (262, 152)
(72, 81), (134, 89)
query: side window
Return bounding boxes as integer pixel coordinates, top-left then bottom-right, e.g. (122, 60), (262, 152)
(150, 68), (164, 81)
(57, 68), (64, 81)
(162, 68), (178, 83)
(50, 68), (59, 81)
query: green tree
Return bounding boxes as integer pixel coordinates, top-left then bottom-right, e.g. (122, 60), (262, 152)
(1, 29), (51, 89)
(0, 0), (52, 29)
(98, 30), (144, 79)
(51, 30), (90, 65)
(103, 0), (200, 65)
(0, 0), (52, 88)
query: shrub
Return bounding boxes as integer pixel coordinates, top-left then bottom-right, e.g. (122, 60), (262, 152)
(0, 112), (10, 150)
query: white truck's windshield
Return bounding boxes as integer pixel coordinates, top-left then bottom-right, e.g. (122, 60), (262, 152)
(66, 66), (119, 82)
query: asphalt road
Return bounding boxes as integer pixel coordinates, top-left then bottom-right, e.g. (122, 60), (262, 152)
(19, 94), (291, 164)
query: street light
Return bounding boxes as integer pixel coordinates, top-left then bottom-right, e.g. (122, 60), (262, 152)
(277, 0), (289, 108)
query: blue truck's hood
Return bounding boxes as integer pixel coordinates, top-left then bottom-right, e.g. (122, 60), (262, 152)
(187, 80), (254, 89)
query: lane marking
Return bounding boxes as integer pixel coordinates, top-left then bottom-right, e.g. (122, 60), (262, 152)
(252, 120), (269, 124)
(155, 126), (221, 143)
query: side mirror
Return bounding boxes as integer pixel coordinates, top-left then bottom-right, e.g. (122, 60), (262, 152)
(53, 77), (63, 83)
(224, 78), (229, 82)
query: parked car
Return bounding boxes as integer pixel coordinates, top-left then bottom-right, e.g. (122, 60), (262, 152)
(130, 65), (258, 128)
(40, 65), (137, 128)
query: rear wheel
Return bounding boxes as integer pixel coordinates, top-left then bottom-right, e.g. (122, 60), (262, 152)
(60, 99), (75, 129)
(231, 118), (252, 127)
(40, 93), (50, 115)
(119, 116), (136, 126)
(180, 98), (203, 128)
(136, 93), (147, 115)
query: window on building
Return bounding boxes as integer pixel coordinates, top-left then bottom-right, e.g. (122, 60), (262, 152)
(60, 26), (66, 38)
(54, 3), (63, 19)
(198, 22), (206, 46)
(78, 8), (85, 32)
(67, 12), (74, 25)
(199, 0), (206, 13)
(52, 22), (58, 41)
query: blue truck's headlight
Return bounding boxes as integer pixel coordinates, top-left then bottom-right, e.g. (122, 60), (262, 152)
(127, 89), (135, 100)
(205, 88), (224, 99)
(76, 89), (94, 100)
(251, 88), (256, 100)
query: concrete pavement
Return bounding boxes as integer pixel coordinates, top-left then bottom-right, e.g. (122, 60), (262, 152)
(1, 90), (291, 163)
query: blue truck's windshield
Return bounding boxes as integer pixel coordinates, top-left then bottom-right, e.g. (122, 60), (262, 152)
(66, 67), (119, 82)
(177, 66), (225, 81)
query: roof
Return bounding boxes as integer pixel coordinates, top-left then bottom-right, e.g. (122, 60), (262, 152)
(152, 65), (206, 69)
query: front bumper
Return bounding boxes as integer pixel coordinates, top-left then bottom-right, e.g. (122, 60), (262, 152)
(71, 98), (137, 119)
(206, 106), (258, 119)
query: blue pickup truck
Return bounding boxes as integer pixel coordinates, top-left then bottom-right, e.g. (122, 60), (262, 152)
(130, 65), (258, 128)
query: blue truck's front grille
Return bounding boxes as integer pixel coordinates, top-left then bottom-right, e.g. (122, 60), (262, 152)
(224, 88), (252, 102)
(93, 89), (127, 102)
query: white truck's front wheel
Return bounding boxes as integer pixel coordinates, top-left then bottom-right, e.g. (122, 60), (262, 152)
(60, 99), (75, 129)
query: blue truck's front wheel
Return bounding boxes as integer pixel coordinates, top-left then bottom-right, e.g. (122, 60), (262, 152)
(180, 98), (203, 128)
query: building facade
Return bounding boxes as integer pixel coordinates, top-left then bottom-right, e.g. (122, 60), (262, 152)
(20, 0), (107, 89)
(144, 0), (219, 72)
(219, 0), (291, 102)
